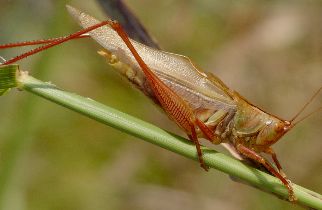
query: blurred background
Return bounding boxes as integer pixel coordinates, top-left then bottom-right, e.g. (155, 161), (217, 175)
(0, 0), (321, 209)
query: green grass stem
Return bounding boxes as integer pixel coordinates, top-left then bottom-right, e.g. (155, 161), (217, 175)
(4, 70), (318, 210)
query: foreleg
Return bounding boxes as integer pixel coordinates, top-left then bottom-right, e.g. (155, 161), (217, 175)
(188, 123), (209, 171)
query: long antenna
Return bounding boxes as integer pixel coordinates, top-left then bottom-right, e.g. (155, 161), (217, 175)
(293, 106), (322, 126)
(290, 86), (322, 123)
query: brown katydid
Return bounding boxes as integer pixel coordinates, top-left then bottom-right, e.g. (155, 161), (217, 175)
(1, 5), (321, 202)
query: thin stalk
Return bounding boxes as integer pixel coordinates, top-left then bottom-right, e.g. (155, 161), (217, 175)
(7, 71), (320, 210)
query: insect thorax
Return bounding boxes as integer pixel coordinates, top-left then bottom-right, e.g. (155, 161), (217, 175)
(229, 100), (289, 151)
(198, 97), (289, 152)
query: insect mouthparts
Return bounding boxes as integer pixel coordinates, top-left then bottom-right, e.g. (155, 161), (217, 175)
(282, 121), (292, 131)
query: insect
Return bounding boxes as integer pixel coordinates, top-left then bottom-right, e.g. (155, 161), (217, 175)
(0, 5), (321, 202)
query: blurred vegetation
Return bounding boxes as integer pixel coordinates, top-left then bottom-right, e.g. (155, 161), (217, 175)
(0, 0), (321, 210)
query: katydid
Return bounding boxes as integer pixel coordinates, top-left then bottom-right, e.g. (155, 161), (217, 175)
(1, 5), (321, 202)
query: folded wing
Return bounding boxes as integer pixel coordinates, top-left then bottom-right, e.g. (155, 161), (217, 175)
(67, 5), (236, 112)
